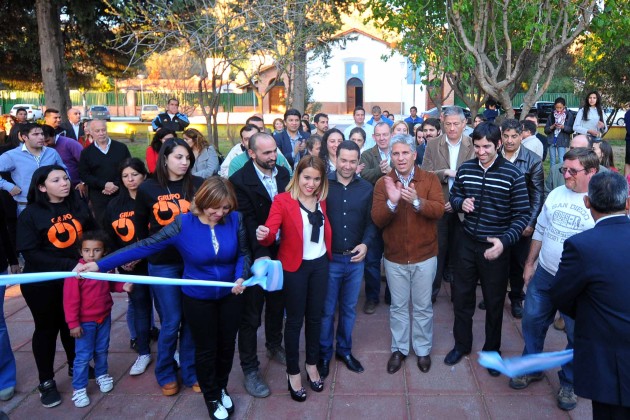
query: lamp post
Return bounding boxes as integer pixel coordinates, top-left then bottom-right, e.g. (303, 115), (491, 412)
(137, 74), (146, 118)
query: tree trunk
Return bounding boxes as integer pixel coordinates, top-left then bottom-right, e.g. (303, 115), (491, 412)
(291, 47), (308, 113)
(36, 0), (71, 119)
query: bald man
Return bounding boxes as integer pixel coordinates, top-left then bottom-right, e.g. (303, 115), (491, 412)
(59, 108), (85, 141)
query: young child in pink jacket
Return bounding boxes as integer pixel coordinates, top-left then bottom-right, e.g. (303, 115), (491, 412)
(64, 230), (132, 408)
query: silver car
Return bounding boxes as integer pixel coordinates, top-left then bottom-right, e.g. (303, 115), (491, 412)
(88, 105), (111, 121)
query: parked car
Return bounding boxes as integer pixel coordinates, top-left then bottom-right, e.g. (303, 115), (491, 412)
(422, 106), (472, 124)
(140, 104), (160, 122)
(513, 101), (555, 122)
(604, 108), (628, 126)
(87, 105), (111, 121)
(9, 104), (43, 121)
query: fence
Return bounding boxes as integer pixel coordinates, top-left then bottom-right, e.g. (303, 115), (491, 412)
(0, 90), (257, 114)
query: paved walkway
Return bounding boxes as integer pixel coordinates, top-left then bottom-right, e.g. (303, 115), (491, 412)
(1, 282), (590, 419)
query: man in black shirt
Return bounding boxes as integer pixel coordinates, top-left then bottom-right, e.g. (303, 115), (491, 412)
(78, 119), (131, 223)
(230, 132), (290, 398)
(318, 141), (376, 379)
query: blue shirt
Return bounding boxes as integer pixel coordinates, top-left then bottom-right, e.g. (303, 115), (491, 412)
(0, 144), (68, 203)
(326, 171), (376, 252)
(98, 212), (249, 300)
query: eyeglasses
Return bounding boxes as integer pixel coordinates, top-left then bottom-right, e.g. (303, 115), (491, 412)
(559, 167), (586, 176)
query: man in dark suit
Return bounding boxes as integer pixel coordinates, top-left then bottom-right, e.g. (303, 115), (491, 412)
(229, 132), (290, 399)
(272, 108), (309, 168)
(59, 108), (85, 141)
(550, 171), (630, 419)
(359, 121), (392, 314)
(421, 106), (475, 303)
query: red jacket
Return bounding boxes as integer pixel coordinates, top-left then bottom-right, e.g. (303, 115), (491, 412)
(63, 259), (124, 329)
(260, 192), (332, 272)
(145, 147), (159, 173)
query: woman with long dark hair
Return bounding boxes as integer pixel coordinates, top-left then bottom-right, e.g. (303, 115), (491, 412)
(573, 91), (607, 139)
(256, 156), (331, 402)
(134, 138), (204, 396)
(544, 97), (575, 166)
(146, 129), (176, 173)
(17, 165), (96, 408)
(318, 129), (344, 174)
(102, 158), (158, 376)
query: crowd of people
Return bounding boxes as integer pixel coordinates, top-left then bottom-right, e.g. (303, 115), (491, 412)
(1, 93), (630, 419)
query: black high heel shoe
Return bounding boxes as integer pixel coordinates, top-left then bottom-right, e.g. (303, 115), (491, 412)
(287, 374), (307, 402)
(305, 367), (324, 392)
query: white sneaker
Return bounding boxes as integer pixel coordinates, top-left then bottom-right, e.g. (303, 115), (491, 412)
(96, 374), (114, 393)
(130, 354), (152, 376)
(72, 388), (90, 408)
(220, 388), (234, 414)
(208, 400), (229, 420)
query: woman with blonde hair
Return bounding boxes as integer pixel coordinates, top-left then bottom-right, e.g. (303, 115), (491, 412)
(183, 128), (219, 178)
(256, 156), (331, 402)
(392, 120), (409, 135)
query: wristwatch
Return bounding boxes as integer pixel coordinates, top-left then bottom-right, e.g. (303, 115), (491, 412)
(412, 198), (420, 210)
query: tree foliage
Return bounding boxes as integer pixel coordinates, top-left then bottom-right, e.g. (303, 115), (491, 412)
(575, 0), (630, 111)
(0, 0), (143, 91)
(368, 0), (599, 118)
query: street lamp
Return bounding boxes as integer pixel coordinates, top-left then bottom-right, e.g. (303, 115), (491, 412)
(137, 74), (146, 117)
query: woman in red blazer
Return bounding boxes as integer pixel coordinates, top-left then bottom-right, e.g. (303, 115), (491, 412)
(256, 156), (331, 402)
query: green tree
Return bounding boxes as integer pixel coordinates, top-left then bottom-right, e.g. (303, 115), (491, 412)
(368, 0), (599, 118)
(575, 0), (630, 121)
(0, 0), (145, 117)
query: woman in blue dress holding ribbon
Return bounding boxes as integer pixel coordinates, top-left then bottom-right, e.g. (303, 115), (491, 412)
(80, 176), (250, 420)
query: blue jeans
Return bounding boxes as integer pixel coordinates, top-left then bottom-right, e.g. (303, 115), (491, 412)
(72, 316), (111, 390)
(521, 266), (574, 387)
(148, 263), (196, 387)
(549, 145), (566, 167)
(320, 254), (364, 360)
(0, 283), (17, 391)
(127, 285), (153, 356)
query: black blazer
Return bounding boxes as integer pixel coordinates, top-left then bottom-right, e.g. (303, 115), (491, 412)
(273, 130), (309, 168)
(59, 121), (85, 141)
(229, 159), (290, 260)
(550, 216), (630, 407)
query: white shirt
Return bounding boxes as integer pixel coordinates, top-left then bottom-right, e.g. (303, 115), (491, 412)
(301, 204), (327, 260)
(534, 186), (595, 275)
(446, 136), (462, 190)
(521, 135), (544, 159)
(344, 124), (375, 150)
(219, 143), (244, 178)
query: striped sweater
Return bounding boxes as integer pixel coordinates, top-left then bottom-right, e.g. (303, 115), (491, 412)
(449, 156), (530, 248)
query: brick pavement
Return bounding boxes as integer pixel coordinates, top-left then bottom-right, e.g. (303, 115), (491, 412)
(1, 282), (591, 419)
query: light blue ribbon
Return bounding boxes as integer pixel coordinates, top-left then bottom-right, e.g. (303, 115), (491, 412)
(477, 349), (574, 378)
(0, 259), (284, 292)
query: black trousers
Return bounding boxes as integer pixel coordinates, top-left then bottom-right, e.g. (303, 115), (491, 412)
(21, 280), (75, 383)
(432, 212), (462, 300)
(593, 400), (630, 420)
(182, 293), (243, 402)
(284, 255), (329, 375)
(238, 285), (285, 374)
(452, 231), (509, 353)
(508, 235), (531, 303)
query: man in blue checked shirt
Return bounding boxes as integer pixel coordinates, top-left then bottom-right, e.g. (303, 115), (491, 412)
(0, 123), (67, 215)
